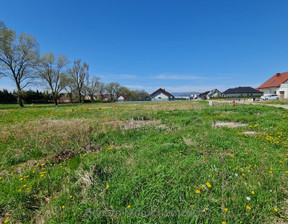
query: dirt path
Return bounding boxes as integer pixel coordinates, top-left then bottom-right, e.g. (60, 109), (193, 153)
(256, 103), (288, 110)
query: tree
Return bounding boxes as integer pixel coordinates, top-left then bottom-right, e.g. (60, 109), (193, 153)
(0, 25), (39, 107)
(36, 52), (68, 105)
(105, 82), (120, 101)
(85, 76), (100, 102)
(62, 74), (75, 103)
(68, 59), (89, 103)
(98, 81), (106, 100)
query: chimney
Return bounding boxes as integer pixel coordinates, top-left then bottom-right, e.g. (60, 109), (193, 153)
(276, 73), (281, 77)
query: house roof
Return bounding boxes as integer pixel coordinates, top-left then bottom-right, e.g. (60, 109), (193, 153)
(150, 88), (174, 98)
(223, 86), (262, 94)
(258, 72), (288, 89)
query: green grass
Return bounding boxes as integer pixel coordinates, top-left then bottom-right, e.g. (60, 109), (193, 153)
(0, 101), (287, 223)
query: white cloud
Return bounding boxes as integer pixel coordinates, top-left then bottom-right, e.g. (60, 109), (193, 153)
(155, 74), (206, 80)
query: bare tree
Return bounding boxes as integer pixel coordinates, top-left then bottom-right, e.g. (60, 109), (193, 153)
(62, 74), (75, 103)
(36, 52), (68, 105)
(85, 76), (100, 102)
(68, 59), (89, 103)
(98, 81), (106, 100)
(0, 26), (39, 107)
(105, 82), (120, 101)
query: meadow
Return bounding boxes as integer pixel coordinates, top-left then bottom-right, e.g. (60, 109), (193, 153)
(0, 101), (287, 223)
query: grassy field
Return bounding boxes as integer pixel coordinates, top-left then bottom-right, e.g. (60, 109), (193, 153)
(0, 101), (287, 223)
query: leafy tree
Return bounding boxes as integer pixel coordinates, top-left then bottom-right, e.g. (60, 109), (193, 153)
(36, 52), (68, 105)
(0, 25), (39, 107)
(68, 59), (89, 103)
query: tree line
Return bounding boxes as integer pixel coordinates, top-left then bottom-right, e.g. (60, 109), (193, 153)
(0, 21), (149, 106)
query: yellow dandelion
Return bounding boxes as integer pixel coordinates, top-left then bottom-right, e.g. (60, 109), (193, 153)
(224, 208), (228, 212)
(4, 217), (9, 223)
(18, 189), (21, 192)
(246, 205), (251, 210)
(106, 184), (110, 189)
(285, 171), (288, 173)
(274, 208), (278, 212)
(195, 190), (201, 194)
(179, 153), (182, 155)
(23, 185), (27, 187)
(26, 188), (30, 191)
(127, 205), (131, 208)
(242, 173), (245, 176)
(251, 191), (255, 194)
(206, 182), (212, 188)
(0, 177), (2, 180)
(19, 178), (23, 181)
(70, 195), (73, 198)
(62, 205), (65, 209)
(222, 222), (226, 224)
(269, 171), (273, 174)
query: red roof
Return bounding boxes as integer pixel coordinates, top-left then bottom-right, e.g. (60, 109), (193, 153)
(258, 72), (288, 89)
(150, 88), (174, 98)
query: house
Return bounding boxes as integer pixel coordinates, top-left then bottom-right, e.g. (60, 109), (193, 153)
(222, 86), (262, 98)
(150, 88), (175, 101)
(57, 93), (71, 103)
(207, 89), (222, 98)
(257, 72), (288, 99)
(117, 95), (127, 101)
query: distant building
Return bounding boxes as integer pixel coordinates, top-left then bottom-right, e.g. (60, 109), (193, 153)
(117, 95), (127, 101)
(150, 88), (175, 101)
(57, 93), (71, 103)
(222, 86), (262, 98)
(257, 72), (288, 99)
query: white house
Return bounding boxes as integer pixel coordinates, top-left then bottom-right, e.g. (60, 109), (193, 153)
(150, 88), (174, 101)
(117, 95), (127, 101)
(257, 72), (288, 99)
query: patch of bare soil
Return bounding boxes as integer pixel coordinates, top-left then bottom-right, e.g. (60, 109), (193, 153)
(213, 122), (248, 128)
(242, 131), (259, 135)
(122, 120), (159, 130)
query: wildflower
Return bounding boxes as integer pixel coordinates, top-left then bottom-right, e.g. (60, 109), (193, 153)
(246, 197), (251, 201)
(285, 171), (288, 174)
(206, 182), (212, 188)
(222, 222), (226, 224)
(179, 153), (182, 155)
(4, 217), (9, 223)
(246, 205), (251, 210)
(18, 189), (21, 192)
(224, 208), (228, 212)
(70, 195), (73, 198)
(26, 188), (30, 191)
(106, 184), (110, 189)
(195, 190), (201, 194)
(127, 205), (131, 208)
(274, 208), (278, 212)
(251, 191), (255, 195)
(242, 173), (245, 176)
(269, 171), (273, 174)
(235, 173), (238, 177)
(19, 178), (23, 181)
(62, 205), (65, 209)
(23, 185), (27, 187)
(0, 177), (2, 180)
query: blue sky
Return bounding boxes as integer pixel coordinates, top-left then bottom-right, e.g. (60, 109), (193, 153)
(1, 0), (288, 93)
